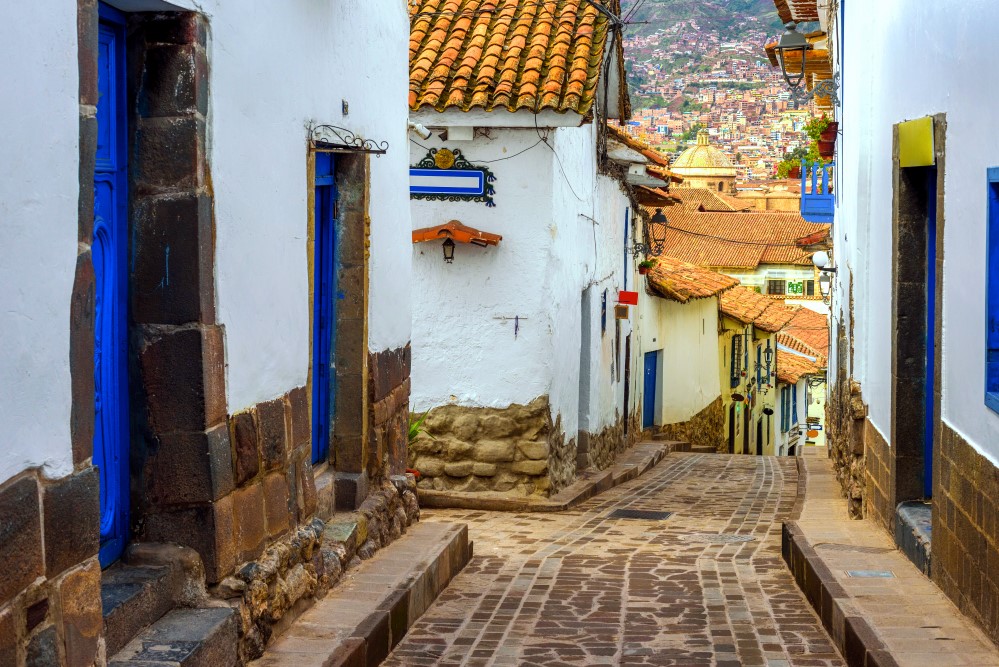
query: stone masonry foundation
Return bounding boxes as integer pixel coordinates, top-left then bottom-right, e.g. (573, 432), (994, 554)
(659, 396), (726, 453)
(579, 412), (640, 472)
(409, 396), (575, 497)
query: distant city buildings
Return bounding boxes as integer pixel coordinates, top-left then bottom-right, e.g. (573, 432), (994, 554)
(623, 18), (816, 180)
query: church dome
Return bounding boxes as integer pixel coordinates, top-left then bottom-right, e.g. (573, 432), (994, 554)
(672, 130), (738, 176)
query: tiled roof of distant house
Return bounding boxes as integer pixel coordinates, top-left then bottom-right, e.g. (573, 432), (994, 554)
(644, 207), (828, 269)
(409, 0), (627, 116)
(776, 349), (820, 384)
(719, 286), (796, 333)
(782, 307), (829, 358)
(772, 0), (820, 26)
(646, 256), (739, 304)
(607, 123), (671, 166)
(670, 188), (753, 213)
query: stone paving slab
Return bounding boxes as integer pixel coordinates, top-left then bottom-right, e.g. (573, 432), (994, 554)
(251, 521), (471, 667)
(387, 452), (844, 666)
(783, 449), (999, 667)
(417, 442), (686, 512)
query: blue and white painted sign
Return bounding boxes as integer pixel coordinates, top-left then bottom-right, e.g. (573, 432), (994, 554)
(410, 148), (497, 207)
(410, 169), (485, 196)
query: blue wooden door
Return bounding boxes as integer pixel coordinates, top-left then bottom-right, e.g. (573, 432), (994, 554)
(312, 153), (337, 464)
(924, 167), (938, 498)
(643, 351), (658, 429)
(94, 3), (130, 567)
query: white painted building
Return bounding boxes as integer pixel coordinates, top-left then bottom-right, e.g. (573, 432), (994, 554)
(406, 0), (664, 495)
(794, 0), (999, 644)
(1, 0), (415, 660)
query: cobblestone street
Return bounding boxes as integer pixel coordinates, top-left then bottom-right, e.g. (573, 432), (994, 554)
(386, 453), (844, 666)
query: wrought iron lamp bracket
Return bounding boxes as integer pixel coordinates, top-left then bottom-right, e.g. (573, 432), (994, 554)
(790, 73), (841, 107)
(309, 123), (389, 155)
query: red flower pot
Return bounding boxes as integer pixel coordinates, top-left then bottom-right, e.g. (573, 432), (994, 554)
(638, 266), (650, 275)
(788, 166), (801, 179)
(818, 140), (835, 159)
(820, 122), (838, 141)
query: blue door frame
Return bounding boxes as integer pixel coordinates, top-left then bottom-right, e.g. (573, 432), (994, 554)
(95, 3), (130, 567)
(924, 167), (938, 498)
(642, 351), (658, 429)
(312, 153), (338, 464)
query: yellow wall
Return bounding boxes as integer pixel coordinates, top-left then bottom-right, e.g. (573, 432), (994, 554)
(718, 316), (779, 456)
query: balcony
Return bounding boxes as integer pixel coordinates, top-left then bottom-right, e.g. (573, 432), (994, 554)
(800, 161), (834, 224)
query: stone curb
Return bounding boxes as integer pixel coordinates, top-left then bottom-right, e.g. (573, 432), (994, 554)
(781, 521), (900, 667)
(415, 441), (687, 512)
(251, 521), (471, 667)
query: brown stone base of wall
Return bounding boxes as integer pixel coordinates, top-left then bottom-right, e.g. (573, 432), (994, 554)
(863, 419), (892, 534)
(659, 396), (725, 453)
(0, 468), (102, 667)
(933, 423), (999, 647)
(824, 374), (870, 518)
(212, 475), (420, 662)
(580, 412), (640, 471)
(409, 397), (570, 497)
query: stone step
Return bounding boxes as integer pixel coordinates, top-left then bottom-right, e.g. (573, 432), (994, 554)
(251, 521), (470, 667)
(101, 563), (181, 658)
(108, 607), (238, 667)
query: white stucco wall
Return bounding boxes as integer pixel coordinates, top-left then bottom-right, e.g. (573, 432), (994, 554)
(191, 0), (412, 413)
(409, 123), (638, 437)
(0, 1), (79, 484)
(638, 297), (721, 425)
(836, 0), (999, 463)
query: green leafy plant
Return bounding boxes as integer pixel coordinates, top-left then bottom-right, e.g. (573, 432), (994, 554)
(638, 259), (658, 269)
(409, 411), (430, 444)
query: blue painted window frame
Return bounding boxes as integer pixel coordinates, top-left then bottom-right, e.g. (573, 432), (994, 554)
(986, 168), (999, 414)
(312, 153), (338, 464)
(781, 387), (791, 433)
(792, 383), (798, 426)
(95, 1), (130, 568)
(756, 345), (762, 387)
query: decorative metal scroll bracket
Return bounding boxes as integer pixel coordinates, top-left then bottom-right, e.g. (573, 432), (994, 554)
(309, 123), (389, 155)
(791, 73), (840, 107)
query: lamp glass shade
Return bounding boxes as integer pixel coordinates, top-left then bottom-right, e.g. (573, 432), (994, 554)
(812, 250), (830, 268)
(647, 209), (668, 256)
(776, 23), (809, 89)
(442, 237), (456, 263)
(818, 273), (832, 297)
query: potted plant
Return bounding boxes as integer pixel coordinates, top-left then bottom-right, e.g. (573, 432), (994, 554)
(638, 259), (657, 275)
(787, 165), (801, 179)
(820, 121), (839, 142)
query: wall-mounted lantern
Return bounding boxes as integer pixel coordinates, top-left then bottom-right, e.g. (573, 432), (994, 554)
(442, 238), (456, 263)
(774, 23), (810, 90)
(629, 208), (669, 257)
(412, 219), (502, 264)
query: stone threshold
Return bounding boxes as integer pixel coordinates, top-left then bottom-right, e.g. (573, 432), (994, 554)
(249, 521), (470, 667)
(416, 441), (686, 512)
(783, 448), (999, 667)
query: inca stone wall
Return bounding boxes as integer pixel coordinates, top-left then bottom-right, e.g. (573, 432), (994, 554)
(824, 315), (869, 519)
(581, 412), (640, 471)
(213, 475), (420, 661)
(659, 396), (726, 453)
(409, 396), (574, 496)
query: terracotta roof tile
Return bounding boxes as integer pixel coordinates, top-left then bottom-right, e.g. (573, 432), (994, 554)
(643, 206), (829, 269)
(782, 307), (829, 358)
(606, 123), (671, 166)
(646, 256), (739, 304)
(719, 286), (796, 333)
(410, 0), (618, 115)
(669, 188), (751, 212)
(776, 349), (820, 384)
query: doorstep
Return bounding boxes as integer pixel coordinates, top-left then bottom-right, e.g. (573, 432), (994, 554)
(416, 441), (686, 512)
(783, 449), (999, 667)
(250, 521), (470, 667)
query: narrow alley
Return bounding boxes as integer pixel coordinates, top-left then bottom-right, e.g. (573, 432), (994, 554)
(386, 453), (842, 666)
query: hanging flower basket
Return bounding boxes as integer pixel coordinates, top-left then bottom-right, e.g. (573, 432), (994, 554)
(638, 259), (657, 275)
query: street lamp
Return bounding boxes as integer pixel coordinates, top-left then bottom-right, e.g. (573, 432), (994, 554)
(442, 237), (456, 263)
(630, 208), (669, 257)
(774, 22), (810, 90)
(812, 251), (837, 273)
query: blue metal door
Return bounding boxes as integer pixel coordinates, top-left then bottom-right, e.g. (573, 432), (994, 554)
(312, 153), (337, 464)
(924, 167), (938, 498)
(94, 4), (130, 567)
(642, 351), (658, 429)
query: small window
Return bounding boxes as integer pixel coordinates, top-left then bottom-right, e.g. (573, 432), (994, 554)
(767, 279), (786, 295)
(718, 182), (724, 192)
(987, 168), (999, 412)
(805, 279), (815, 296)
(756, 345), (761, 386)
(780, 386), (790, 433)
(601, 289), (608, 335)
(792, 383), (799, 425)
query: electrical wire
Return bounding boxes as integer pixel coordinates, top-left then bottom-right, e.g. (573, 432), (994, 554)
(410, 136), (547, 164)
(660, 223), (822, 249)
(534, 113), (584, 202)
